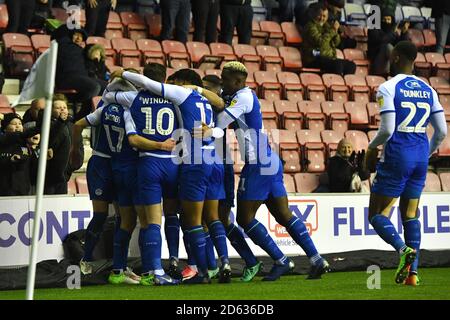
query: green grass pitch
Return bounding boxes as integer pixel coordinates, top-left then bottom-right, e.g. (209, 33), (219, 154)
(1, 268), (449, 300)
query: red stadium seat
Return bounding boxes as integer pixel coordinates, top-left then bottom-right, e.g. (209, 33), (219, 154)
(111, 38), (141, 68)
(322, 73), (349, 103)
(300, 73), (326, 101)
(437, 124), (450, 156)
(345, 130), (369, 152)
(245, 71), (258, 91)
(423, 172), (442, 192)
(344, 75), (370, 103)
(75, 175), (89, 194)
(107, 11), (123, 30)
(321, 129), (344, 156)
(120, 12), (147, 40)
(259, 21), (284, 47)
(256, 45), (283, 73)
(31, 34), (50, 56)
(210, 42), (237, 66)
(186, 41), (222, 70)
(279, 46), (303, 72)
(145, 14), (162, 38)
(274, 100), (302, 131)
(233, 44), (261, 73)
(343, 49), (370, 76)
(298, 100), (325, 130)
(344, 101), (370, 129)
(67, 179), (77, 194)
(277, 71), (303, 101)
(136, 39), (165, 65)
(406, 29), (425, 48)
(254, 71), (282, 101)
(271, 129), (301, 173)
(0, 4), (8, 32)
(414, 52), (432, 78)
(422, 29), (437, 49)
(439, 172), (450, 192)
(366, 102), (381, 126)
(2, 33), (34, 77)
(0, 95), (10, 108)
(365, 75), (385, 101)
(259, 99), (275, 113)
(321, 101), (349, 133)
(296, 129), (322, 145)
(284, 174), (297, 192)
(294, 173), (321, 193)
(297, 100), (322, 114)
(52, 7), (68, 22)
(281, 22), (302, 46)
(162, 40), (190, 69)
(204, 69), (221, 77)
(250, 20), (269, 47)
(425, 52), (450, 79)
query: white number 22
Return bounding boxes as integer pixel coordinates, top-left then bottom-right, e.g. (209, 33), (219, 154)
(397, 101), (430, 133)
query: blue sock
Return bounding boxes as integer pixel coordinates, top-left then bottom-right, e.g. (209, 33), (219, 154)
(244, 219), (284, 262)
(138, 227), (144, 253)
(208, 220), (229, 265)
(370, 215), (406, 253)
(286, 216), (322, 265)
(226, 223), (258, 267)
(183, 229), (196, 266)
(115, 215), (121, 233)
(403, 218), (421, 273)
(83, 212), (108, 261)
(204, 232), (217, 270)
(164, 215), (180, 259)
(140, 224), (162, 273)
(112, 228), (131, 270)
(188, 226), (208, 275)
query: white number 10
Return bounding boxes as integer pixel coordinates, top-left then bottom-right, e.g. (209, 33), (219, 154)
(397, 101), (430, 133)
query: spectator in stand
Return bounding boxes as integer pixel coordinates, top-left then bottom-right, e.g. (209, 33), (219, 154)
(301, 5), (356, 75)
(426, 0), (450, 54)
(44, 94), (72, 194)
(85, 0), (117, 37)
(368, 11), (409, 76)
(5, 0), (36, 34)
(160, 0), (191, 44)
(85, 44), (109, 93)
(23, 98), (46, 125)
(219, 0), (253, 45)
(55, 28), (101, 121)
(326, 0), (357, 49)
(368, 0), (398, 18)
(31, 0), (54, 30)
(191, 0), (220, 44)
(327, 138), (370, 193)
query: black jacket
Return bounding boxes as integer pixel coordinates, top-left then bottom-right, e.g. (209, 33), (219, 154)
(55, 37), (88, 80)
(327, 154), (370, 192)
(367, 26), (407, 61)
(45, 118), (71, 187)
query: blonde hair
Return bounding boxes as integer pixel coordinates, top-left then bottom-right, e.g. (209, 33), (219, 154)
(223, 61), (248, 75)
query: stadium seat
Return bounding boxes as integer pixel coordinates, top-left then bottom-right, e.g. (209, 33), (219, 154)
(422, 29), (437, 49)
(186, 41), (222, 70)
(259, 99), (275, 113)
(254, 71), (282, 101)
(259, 21), (284, 47)
(106, 11), (123, 30)
(283, 174), (297, 192)
(277, 71), (303, 101)
(210, 42), (237, 66)
(322, 73), (349, 103)
(414, 52), (432, 79)
(271, 129), (301, 173)
(300, 73), (327, 101)
(365, 75), (385, 101)
(0, 95), (10, 108)
(425, 52), (450, 79)
(31, 34), (50, 56)
(279, 46), (302, 72)
(321, 101), (349, 133)
(294, 173), (321, 193)
(51, 7), (68, 23)
(297, 100), (322, 114)
(439, 172), (450, 192)
(75, 175), (89, 194)
(366, 102), (380, 126)
(406, 28), (425, 48)
(111, 38), (141, 68)
(344, 101), (370, 129)
(2, 33), (34, 77)
(430, 77), (450, 96)
(246, 71), (258, 91)
(343, 25), (368, 52)
(298, 101), (325, 130)
(233, 44), (261, 73)
(281, 22), (302, 46)
(402, 6), (425, 25)
(162, 40), (190, 69)
(296, 129), (322, 145)
(274, 100), (302, 131)
(67, 179), (77, 194)
(256, 45), (283, 73)
(345, 130), (369, 152)
(262, 112), (279, 130)
(344, 75), (370, 103)
(0, 4), (8, 32)
(343, 49), (369, 76)
(437, 124), (450, 156)
(250, 20), (269, 47)
(344, 3), (366, 24)
(120, 12), (147, 40)
(423, 172), (442, 192)
(321, 129), (344, 157)
(145, 13), (162, 38)
(136, 39), (165, 65)
(296, 128), (325, 172)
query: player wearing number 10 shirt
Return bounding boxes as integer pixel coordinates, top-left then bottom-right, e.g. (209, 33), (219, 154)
(365, 41), (447, 286)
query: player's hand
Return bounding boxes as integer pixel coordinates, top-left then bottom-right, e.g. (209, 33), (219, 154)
(160, 138), (176, 151)
(110, 68), (124, 80)
(364, 147), (378, 173)
(111, 0), (117, 10)
(47, 148), (54, 160)
(333, 20), (340, 32)
(11, 154), (21, 162)
(88, 0), (98, 8)
(192, 122), (212, 139)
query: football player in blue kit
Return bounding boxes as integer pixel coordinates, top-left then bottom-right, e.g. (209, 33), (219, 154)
(108, 67), (231, 284)
(364, 41), (447, 286)
(103, 64), (181, 286)
(194, 61), (330, 281)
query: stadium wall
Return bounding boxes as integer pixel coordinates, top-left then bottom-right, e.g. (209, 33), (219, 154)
(1, 194), (450, 267)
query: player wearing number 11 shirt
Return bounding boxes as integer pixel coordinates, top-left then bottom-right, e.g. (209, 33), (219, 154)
(364, 41), (447, 286)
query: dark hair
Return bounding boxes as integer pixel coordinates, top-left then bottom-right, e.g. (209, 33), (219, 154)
(202, 74), (222, 87)
(394, 41), (418, 62)
(310, 1), (327, 19)
(171, 69), (203, 87)
(143, 63), (166, 83)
